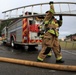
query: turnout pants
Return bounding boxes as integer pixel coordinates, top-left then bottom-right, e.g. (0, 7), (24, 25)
(37, 32), (62, 61)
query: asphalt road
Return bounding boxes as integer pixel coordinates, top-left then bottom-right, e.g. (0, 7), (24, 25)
(0, 43), (76, 75)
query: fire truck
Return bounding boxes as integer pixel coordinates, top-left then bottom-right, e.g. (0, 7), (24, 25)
(1, 12), (43, 50)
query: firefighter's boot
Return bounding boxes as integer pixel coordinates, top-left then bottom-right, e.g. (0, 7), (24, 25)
(37, 56), (44, 62)
(37, 59), (43, 62)
(46, 51), (52, 58)
(56, 59), (64, 64)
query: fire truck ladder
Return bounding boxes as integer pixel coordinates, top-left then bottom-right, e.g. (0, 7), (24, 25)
(2, 2), (76, 20)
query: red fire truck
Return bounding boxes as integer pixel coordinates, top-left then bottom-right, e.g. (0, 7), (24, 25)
(1, 12), (43, 50)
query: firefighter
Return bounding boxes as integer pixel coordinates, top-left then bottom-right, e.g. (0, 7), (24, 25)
(37, 1), (64, 63)
(46, 11), (63, 58)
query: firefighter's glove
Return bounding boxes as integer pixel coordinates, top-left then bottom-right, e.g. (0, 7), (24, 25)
(49, 1), (53, 5)
(38, 31), (42, 36)
(59, 15), (62, 20)
(57, 20), (60, 25)
(37, 31), (44, 36)
(45, 28), (50, 32)
(57, 20), (62, 27)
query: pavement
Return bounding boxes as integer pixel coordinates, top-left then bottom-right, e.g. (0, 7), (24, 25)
(0, 44), (76, 75)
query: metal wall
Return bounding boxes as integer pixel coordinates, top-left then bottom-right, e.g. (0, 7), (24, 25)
(7, 19), (22, 42)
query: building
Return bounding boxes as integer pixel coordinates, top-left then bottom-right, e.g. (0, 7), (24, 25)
(65, 34), (76, 41)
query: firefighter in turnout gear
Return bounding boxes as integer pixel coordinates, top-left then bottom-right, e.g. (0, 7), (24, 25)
(37, 1), (64, 63)
(46, 11), (63, 58)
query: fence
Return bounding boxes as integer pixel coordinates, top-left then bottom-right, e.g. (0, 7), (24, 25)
(59, 41), (76, 50)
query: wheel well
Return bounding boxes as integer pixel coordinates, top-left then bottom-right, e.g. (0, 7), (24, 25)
(11, 36), (14, 41)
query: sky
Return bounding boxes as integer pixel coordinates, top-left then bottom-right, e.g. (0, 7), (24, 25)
(0, 0), (76, 39)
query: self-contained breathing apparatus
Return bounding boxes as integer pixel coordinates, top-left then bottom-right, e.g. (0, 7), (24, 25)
(38, 15), (62, 37)
(38, 16), (55, 37)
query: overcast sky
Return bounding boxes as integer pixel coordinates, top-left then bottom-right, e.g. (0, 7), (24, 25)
(0, 0), (76, 38)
